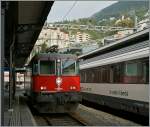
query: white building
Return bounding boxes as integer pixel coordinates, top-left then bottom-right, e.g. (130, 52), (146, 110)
(27, 27), (70, 63)
(114, 30), (134, 38)
(103, 29), (134, 45)
(36, 28), (70, 49)
(137, 18), (149, 31)
(4, 71), (9, 82)
(109, 17), (115, 21)
(76, 32), (90, 43)
(4, 71), (24, 83)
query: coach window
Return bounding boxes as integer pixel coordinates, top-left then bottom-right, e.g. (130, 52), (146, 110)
(142, 59), (149, 84)
(40, 60), (55, 75)
(125, 62), (138, 76)
(113, 63), (122, 83)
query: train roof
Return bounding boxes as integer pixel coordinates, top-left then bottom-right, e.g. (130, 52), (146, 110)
(78, 29), (149, 60)
(30, 53), (78, 63)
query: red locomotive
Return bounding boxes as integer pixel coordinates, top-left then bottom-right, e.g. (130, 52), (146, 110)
(25, 53), (82, 113)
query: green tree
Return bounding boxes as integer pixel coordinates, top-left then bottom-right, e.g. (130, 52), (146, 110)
(115, 18), (134, 27)
(46, 45), (58, 53)
(41, 42), (48, 53)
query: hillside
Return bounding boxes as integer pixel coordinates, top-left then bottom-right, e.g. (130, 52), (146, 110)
(53, 1), (149, 41)
(92, 1), (149, 22)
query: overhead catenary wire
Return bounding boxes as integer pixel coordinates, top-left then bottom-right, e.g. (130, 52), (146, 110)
(62, 0), (77, 21)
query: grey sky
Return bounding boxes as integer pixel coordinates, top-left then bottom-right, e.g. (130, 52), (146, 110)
(47, 1), (118, 23)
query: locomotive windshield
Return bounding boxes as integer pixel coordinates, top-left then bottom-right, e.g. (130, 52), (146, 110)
(40, 60), (55, 74)
(31, 54), (79, 75)
(62, 59), (78, 75)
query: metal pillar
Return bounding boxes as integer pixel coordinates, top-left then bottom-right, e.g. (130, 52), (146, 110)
(24, 72), (25, 90)
(9, 26), (15, 109)
(12, 68), (16, 99)
(9, 42), (14, 108)
(9, 49), (13, 109)
(1, 4), (5, 126)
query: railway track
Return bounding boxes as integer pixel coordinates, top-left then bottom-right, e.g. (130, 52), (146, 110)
(28, 100), (141, 126)
(81, 100), (149, 125)
(27, 100), (88, 126)
(34, 113), (88, 126)
(45, 113), (87, 126)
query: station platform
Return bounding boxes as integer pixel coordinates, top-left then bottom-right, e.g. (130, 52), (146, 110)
(4, 90), (37, 126)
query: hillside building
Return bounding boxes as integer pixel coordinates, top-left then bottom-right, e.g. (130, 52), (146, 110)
(36, 28), (70, 48)
(76, 32), (90, 43)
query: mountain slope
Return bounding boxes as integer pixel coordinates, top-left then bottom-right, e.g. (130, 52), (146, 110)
(92, 1), (149, 21)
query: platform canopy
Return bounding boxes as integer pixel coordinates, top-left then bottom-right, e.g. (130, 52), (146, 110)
(2, 1), (54, 67)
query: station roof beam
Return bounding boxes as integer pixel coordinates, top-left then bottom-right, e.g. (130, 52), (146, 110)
(3, 1), (54, 67)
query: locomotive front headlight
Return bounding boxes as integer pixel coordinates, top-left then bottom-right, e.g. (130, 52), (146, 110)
(56, 77), (62, 86)
(70, 86), (76, 90)
(72, 86), (76, 89)
(70, 86), (73, 90)
(40, 86), (44, 90)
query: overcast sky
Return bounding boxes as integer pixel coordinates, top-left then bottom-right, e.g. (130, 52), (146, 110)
(47, 1), (118, 23)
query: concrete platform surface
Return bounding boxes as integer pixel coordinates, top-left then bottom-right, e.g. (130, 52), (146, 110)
(4, 91), (37, 126)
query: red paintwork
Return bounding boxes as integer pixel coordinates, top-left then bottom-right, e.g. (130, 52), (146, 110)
(32, 75), (80, 92)
(122, 76), (144, 84)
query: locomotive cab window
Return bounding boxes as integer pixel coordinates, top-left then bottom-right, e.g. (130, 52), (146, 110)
(62, 59), (77, 75)
(40, 60), (55, 75)
(33, 61), (38, 75)
(76, 61), (80, 74)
